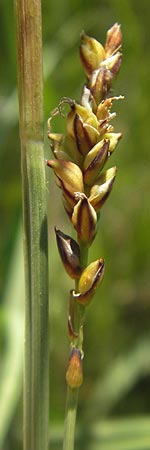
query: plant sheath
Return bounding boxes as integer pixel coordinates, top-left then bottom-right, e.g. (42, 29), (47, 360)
(14, 1), (49, 450)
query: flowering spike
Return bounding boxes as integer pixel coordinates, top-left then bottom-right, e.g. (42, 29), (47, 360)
(47, 24), (123, 407)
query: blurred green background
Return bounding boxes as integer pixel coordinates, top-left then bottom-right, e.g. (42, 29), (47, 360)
(0, 0), (150, 449)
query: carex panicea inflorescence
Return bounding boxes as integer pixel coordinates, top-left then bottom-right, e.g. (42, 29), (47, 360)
(47, 23), (123, 389)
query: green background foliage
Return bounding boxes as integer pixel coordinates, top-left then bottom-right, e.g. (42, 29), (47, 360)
(0, 0), (150, 449)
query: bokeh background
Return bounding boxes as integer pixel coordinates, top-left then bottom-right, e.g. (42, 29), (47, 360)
(0, 0), (150, 449)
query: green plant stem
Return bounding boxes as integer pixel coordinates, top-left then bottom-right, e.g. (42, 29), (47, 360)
(63, 387), (79, 450)
(14, 2), (49, 450)
(63, 244), (88, 450)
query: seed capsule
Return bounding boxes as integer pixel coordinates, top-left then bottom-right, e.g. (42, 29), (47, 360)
(74, 113), (99, 155)
(101, 52), (122, 76)
(89, 67), (111, 105)
(80, 31), (105, 78)
(105, 22), (122, 57)
(55, 228), (82, 279)
(49, 133), (74, 160)
(89, 166), (117, 212)
(50, 133), (82, 164)
(79, 258), (105, 293)
(71, 258), (105, 306)
(103, 132), (122, 155)
(67, 102), (100, 154)
(83, 139), (109, 186)
(72, 195), (97, 245)
(66, 348), (83, 388)
(67, 103), (98, 136)
(48, 132), (63, 153)
(46, 159), (84, 196)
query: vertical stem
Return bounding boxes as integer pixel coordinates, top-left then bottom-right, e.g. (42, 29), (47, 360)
(63, 245), (88, 450)
(63, 387), (79, 450)
(14, 2), (49, 450)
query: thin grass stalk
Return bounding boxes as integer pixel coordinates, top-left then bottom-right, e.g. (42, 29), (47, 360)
(63, 387), (79, 450)
(63, 244), (88, 450)
(14, 1), (49, 450)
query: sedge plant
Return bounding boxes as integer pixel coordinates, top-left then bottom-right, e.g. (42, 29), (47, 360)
(47, 23), (123, 450)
